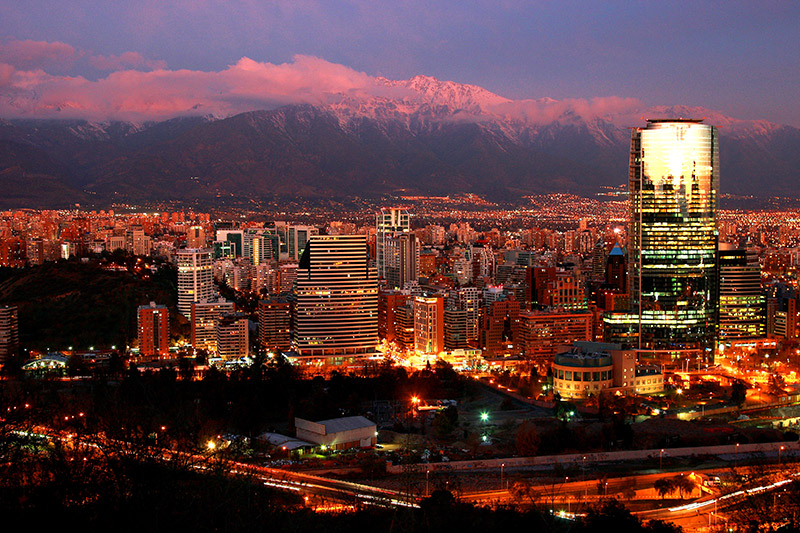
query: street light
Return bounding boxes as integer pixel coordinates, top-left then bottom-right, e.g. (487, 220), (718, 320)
(735, 443), (740, 469)
(779, 445), (785, 466)
(480, 412), (489, 422)
(582, 456), (587, 497)
(501, 463), (505, 491)
(426, 469), (430, 497)
(660, 449), (664, 470)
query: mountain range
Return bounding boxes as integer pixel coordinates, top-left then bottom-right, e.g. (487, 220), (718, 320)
(1, 75), (798, 208)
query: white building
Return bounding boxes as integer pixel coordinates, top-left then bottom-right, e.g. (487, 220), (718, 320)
(295, 416), (377, 450)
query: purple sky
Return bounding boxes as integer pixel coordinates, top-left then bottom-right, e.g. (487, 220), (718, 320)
(1, 1), (799, 126)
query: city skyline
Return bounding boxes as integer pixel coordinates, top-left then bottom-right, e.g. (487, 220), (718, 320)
(4, 4), (800, 529)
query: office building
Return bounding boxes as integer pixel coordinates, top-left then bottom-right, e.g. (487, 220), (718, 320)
(552, 342), (664, 400)
(258, 297), (291, 352)
(177, 248), (214, 318)
(216, 312), (249, 359)
(187, 225), (206, 248)
(383, 232), (419, 290)
(718, 245), (765, 340)
(480, 297), (521, 355)
(376, 208), (411, 280)
(394, 303), (415, 350)
(608, 119), (719, 356)
(414, 296), (444, 355)
(285, 225), (319, 261)
(519, 309), (593, 362)
(293, 235), (378, 359)
(0, 305), (19, 366)
(378, 290), (410, 343)
(191, 298), (235, 352)
(137, 302), (169, 357)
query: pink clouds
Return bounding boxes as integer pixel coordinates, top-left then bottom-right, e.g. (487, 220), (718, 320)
(0, 40), (693, 128)
(491, 96), (643, 125)
(0, 54), (399, 121)
(0, 39), (79, 70)
(89, 52), (167, 72)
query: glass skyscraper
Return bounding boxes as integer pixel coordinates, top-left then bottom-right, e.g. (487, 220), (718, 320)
(606, 119), (719, 357)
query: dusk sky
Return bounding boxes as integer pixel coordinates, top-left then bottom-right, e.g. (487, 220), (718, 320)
(1, 1), (799, 126)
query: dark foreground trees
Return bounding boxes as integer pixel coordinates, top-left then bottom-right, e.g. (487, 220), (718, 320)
(0, 423), (682, 533)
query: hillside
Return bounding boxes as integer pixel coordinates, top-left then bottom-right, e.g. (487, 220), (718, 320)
(0, 260), (186, 351)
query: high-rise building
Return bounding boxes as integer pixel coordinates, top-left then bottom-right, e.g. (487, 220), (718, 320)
(216, 312), (249, 359)
(414, 296), (444, 355)
(519, 309), (593, 363)
(137, 302), (169, 357)
(383, 232), (419, 290)
(191, 298), (235, 352)
(446, 287), (480, 345)
(605, 244), (627, 292)
(378, 290), (410, 343)
(177, 248), (215, 318)
(187, 225), (206, 248)
(376, 208), (411, 280)
(285, 225), (319, 261)
(0, 305), (19, 366)
(293, 235), (378, 359)
(718, 245), (765, 340)
(480, 297), (521, 355)
(394, 303), (415, 350)
(611, 119), (719, 356)
(258, 297), (291, 353)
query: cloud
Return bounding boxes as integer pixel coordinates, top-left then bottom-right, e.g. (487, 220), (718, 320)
(491, 96), (643, 124)
(0, 39), (79, 70)
(0, 44), (650, 125)
(90, 52), (167, 72)
(0, 54), (403, 121)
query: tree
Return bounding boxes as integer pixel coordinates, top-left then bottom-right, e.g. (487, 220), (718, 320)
(432, 406), (458, 439)
(671, 475), (695, 499)
(731, 380), (748, 406)
(515, 421), (540, 456)
(654, 478), (676, 500)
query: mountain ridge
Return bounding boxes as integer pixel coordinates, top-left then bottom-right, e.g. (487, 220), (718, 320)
(0, 74), (798, 208)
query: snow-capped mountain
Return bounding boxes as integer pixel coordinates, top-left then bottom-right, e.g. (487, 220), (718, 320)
(1, 74), (799, 208)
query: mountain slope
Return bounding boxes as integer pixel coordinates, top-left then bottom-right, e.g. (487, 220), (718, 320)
(0, 75), (798, 207)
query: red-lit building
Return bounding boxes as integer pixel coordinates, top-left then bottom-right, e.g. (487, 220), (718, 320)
(378, 290), (410, 343)
(137, 302), (169, 357)
(480, 297), (521, 355)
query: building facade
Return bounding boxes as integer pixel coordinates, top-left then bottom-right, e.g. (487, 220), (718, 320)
(376, 208), (411, 281)
(258, 297), (291, 352)
(0, 305), (19, 366)
(177, 248), (214, 318)
(216, 312), (249, 359)
(191, 298), (235, 353)
(293, 235), (378, 359)
(414, 296), (444, 355)
(610, 119), (719, 356)
(718, 245), (765, 340)
(137, 302), (169, 357)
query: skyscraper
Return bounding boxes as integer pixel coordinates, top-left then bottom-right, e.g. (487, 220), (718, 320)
(718, 244), (765, 340)
(376, 208), (411, 280)
(137, 302), (169, 357)
(177, 248), (214, 318)
(621, 119), (719, 355)
(383, 232), (419, 290)
(258, 297), (291, 353)
(216, 312), (249, 359)
(293, 235), (378, 360)
(0, 305), (19, 366)
(414, 296), (444, 355)
(191, 298), (235, 352)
